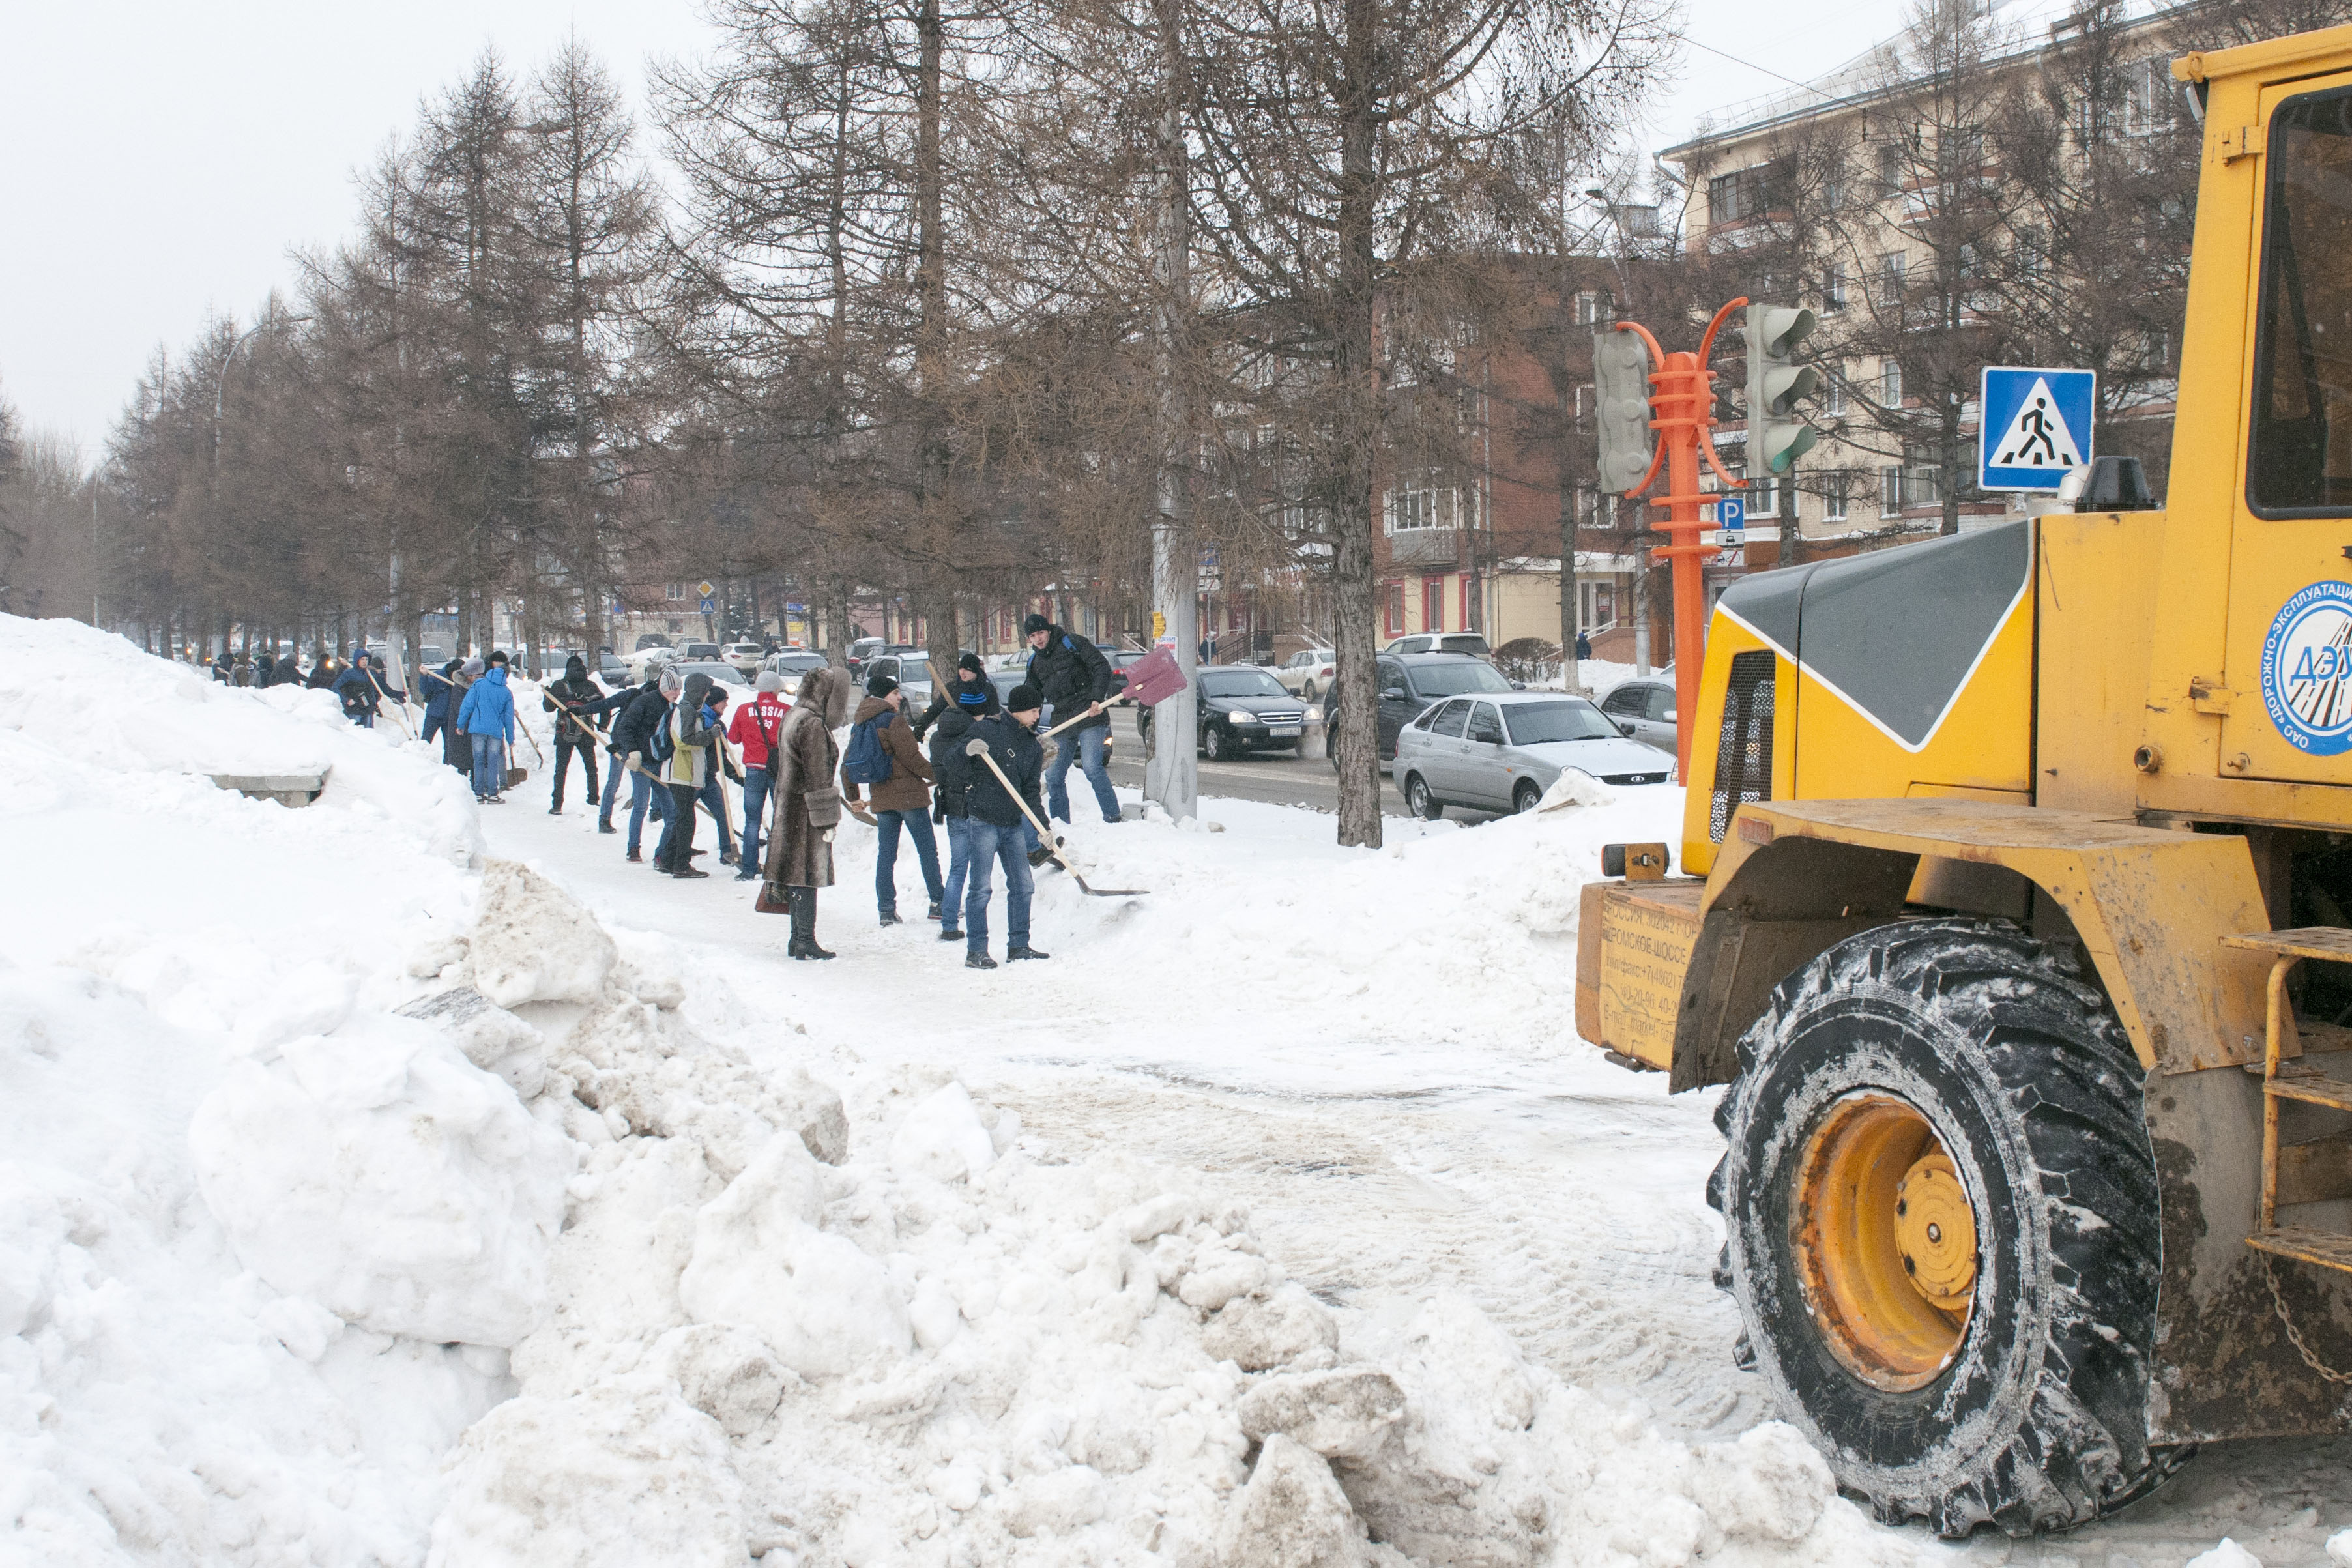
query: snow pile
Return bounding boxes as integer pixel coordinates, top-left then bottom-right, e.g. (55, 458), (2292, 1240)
(0, 615), (482, 867)
(189, 1014), (573, 1346)
(1, 617), (1923, 1567)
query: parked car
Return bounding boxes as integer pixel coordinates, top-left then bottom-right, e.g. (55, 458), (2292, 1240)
(762, 649), (831, 682)
(675, 641), (722, 663)
(860, 653), (933, 710)
(1131, 663), (1309, 760)
(1393, 691), (1673, 818)
(723, 641), (767, 675)
(1274, 648), (1337, 699)
(633, 633), (673, 652)
(666, 660), (753, 697)
(1322, 652), (1514, 767)
(1383, 632), (1492, 658)
(845, 637), (888, 676)
(597, 650), (630, 684)
(1105, 648), (1148, 704)
(1597, 676), (1677, 755)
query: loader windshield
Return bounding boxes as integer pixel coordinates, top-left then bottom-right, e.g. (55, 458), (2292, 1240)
(2252, 89), (2352, 514)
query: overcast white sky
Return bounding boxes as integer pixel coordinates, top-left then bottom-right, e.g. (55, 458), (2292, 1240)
(0, 0), (1913, 461)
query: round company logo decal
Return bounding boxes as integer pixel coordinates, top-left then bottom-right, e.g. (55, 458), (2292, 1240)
(2262, 580), (2352, 755)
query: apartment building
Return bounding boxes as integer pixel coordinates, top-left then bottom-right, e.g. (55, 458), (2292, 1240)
(1657, 0), (2204, 562)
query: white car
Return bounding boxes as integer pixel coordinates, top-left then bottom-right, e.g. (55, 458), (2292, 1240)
(723, 642), (767, 675)
(1391, 690), (1674, 818)
(1274, 648), (1337, 699)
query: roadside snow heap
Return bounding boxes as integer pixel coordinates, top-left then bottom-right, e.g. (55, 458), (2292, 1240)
(1, 617), (1926, 1567)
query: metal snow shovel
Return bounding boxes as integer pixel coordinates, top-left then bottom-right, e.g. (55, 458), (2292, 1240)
(965, 739), (1147, 898)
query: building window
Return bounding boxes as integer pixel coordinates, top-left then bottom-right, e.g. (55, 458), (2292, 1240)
(666, 583), (685, 602)
(1881, 358), (1904, 407)
(1877, 251), (1906, 306)
(1877, 142), (1904, 198)
(1423, 577), (1445, 633)
(1460, 575), (1475, 632)
(1881, 465), (1904, 517)
(1749, 472), (1779, 517)
(1823, 263), (1848, 312)
(2121, 56), (2171, 138)
(1825, 470), (1850, 522)
(1904, 446), (1944, 508)
(1574, 383), (1595, 426)
(1579, 579), (1616, 633)
(1386, 583), (1406, 637)
(1386, 469), (1479, 532)
(1573, 289), (1613, 325)
(1823, 368), (1848, 416)
(1708, 166), (1769, 225)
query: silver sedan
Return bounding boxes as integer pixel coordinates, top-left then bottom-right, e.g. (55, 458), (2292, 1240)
(1391, 691), (1674, 818)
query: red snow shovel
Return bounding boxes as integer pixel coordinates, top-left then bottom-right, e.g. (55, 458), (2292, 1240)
(966, 740), (1148, 897)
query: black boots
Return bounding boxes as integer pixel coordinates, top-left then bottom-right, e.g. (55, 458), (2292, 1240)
(1008, 945), (1051, 961)
(787, 887), (836, 961)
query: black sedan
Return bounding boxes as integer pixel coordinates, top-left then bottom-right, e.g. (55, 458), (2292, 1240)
(1139, 663), (1310, 760)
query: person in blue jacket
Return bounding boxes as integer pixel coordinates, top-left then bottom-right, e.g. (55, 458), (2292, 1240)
(456, 659), (517, 804)
(332, 648), (405, 728)
(418, 659), (462, 748)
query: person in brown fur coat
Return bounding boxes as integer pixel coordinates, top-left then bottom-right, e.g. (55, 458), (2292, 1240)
(763, 665), (850, 959)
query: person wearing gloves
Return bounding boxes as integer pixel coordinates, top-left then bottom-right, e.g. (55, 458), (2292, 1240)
(1022, 613), (1119, 830)
(957, 683), (1052, 970)
(728, 670), (794, 880)
(843, 673), (944, 927)
(764, 665), (849, 961)
(334, 647), (404, 728)
(542, 654), (605, 815)
(925, 665), (1000, 945)
(455, 656), (516, 804)
(652, 668), (724, 878)
(911, 652), (993, 741)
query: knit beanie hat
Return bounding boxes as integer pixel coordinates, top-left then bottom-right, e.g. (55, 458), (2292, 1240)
(565, 654), (587, 677)
(756, 670), (783, 693)
(1007, 683), (1043, 714)
(1022, 614), (1052, 637)
(957, 652), (987, 676)
(867, 673), (899, 699)
(462, 658), (486, 678)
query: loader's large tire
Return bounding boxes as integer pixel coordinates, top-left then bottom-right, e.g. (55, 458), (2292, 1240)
(1711, 918), (2162, 1536)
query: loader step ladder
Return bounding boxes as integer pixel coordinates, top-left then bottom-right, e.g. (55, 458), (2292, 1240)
(2222, 928), (2352, 1276)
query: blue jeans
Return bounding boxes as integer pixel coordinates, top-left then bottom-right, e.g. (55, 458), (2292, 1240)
(628, 768), (667, 854)
(422, 714), (444, 747)
(940, 815), (974, 925)
(469, 735), (505, 796)
(962, 819), (1033, 955)
(598, 752), (627, 826)
(875, 809), (944, 916)
(740, 770), (773, 871)
(697, 774), (736, 856)
(1046, 723), (1118, 824)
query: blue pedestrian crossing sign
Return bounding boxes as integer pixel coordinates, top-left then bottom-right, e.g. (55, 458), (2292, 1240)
(1979, 366), (2095, 492)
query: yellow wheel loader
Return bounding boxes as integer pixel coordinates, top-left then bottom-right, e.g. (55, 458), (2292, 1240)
(1576, 24), (2352, 1537)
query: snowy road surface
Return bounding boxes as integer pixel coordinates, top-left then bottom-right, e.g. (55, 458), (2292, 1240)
(9, 615), (2352, 1568)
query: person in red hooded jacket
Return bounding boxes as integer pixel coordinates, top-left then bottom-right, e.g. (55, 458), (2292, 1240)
(727, 670), (795, 882)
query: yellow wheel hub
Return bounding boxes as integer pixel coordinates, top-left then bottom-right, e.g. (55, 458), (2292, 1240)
(1792, 1093), (1978, 1391)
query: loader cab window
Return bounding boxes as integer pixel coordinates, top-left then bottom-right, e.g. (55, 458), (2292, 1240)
(2251, 89), (2352, 515)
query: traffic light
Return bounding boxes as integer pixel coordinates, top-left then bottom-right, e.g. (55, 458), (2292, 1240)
(1744, 302), (1822, 474)
(1592, 328), (1655, 494)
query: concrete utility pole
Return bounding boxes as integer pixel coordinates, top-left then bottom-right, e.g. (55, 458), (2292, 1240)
(1143, 3), (1200, 820)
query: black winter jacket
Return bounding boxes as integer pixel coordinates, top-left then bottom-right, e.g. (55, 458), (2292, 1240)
(608, 682), (669, 758)
(927, 707), (981, 817)
(543, 676), (606, 743)
(961, 714), (1046, 828)
(1024, 627), (1115, 734)
(912, 678), (1001, 741)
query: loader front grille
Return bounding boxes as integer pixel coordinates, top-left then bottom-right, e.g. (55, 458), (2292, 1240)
(1708, 650), (1777, 843)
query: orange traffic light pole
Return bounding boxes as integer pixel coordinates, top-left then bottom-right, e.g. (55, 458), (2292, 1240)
(1612, 297), (1747, 781)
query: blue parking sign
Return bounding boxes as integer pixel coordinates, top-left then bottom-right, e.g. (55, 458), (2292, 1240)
(1716, 494), (1745, 536)
(1979, 367), (2095, 492)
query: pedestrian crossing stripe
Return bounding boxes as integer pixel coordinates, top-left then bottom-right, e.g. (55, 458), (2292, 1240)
(1990, 376), (2080, 469)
